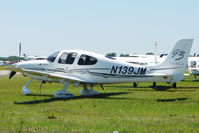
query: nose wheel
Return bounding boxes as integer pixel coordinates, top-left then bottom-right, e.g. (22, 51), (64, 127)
(193, 75), (197, 81)
(22, 79), (32, 95)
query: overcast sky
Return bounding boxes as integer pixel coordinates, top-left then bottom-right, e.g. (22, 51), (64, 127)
(0, 0), (199, 57)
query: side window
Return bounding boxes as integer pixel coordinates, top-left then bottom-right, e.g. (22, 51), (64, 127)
(78, 54), (97, 65)
(58, 52), (77, 64)
(58, 52), (68, 64)
(66, 53), (77, 64)
(46, 51), (60, 62)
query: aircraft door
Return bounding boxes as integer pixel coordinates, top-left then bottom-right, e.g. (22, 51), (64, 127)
(57, 52), (77, 70)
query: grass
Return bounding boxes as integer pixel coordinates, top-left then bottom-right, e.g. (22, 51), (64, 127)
(0, 75), (199, 132)
(0, 66), (5, 70)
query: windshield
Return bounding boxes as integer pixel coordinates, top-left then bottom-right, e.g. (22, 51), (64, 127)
(46, 51), (60, 62)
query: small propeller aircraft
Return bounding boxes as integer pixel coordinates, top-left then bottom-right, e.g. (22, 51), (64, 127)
(188, 56), (199, 80)
(5, 39), (193, 98)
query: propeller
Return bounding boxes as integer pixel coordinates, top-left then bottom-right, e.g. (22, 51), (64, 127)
(9, 42), (21, 79)
(9, 71), (16, 79)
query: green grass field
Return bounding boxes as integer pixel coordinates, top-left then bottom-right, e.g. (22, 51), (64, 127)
(0, 75), (199, 133)
(0, 66), (4, 70)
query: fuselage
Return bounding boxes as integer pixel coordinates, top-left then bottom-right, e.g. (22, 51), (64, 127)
(15, 50), (173, 84)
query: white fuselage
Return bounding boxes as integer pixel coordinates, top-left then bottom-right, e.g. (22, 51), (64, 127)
(16, 50), (173, 84)
(12, 39), (194, 85)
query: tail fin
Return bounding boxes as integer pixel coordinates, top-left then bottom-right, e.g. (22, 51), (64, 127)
(151, 39), (193, 82)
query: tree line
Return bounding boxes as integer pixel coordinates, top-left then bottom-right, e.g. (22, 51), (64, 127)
(0, 56), (24, 61)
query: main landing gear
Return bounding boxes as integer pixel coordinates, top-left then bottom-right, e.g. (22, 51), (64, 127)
(54, 82), (74, 98)
(172, 82), (177, 88)
(54, 83), (100, 98)
(80, 84), (100, 96)
(133, 82), (137, 87)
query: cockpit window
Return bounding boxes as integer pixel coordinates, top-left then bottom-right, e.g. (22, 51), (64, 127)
(46, 51), (60, 62)
(78, 54), (97, 65)
(190, 61), (197, 68)
(58, 52), (77, 64)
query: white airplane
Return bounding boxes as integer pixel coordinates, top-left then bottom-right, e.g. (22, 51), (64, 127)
(115, 54), (167, 66)
(5, 39), (193, 98)
(23, 54), (46, 61)
(188, 56), (199, 80)
(0, 61), (7, 66)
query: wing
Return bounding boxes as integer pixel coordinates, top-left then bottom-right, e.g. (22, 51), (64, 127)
(5, 66), (95, 83)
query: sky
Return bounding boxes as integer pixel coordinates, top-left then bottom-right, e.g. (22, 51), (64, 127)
(0, 0), (199, 57)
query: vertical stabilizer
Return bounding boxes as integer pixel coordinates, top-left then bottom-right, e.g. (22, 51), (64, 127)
(151, 39), (193, 82)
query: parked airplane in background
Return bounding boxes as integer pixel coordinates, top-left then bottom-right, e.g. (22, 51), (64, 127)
(23, 54), (46, 61)
(115, 54), (167, 66)
(0, 61), (7, 66)
(5, 39), (193, 98)
(188, 57), (199, 80)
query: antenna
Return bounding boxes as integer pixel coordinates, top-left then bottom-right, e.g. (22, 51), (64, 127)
(154, 41), (158, 64)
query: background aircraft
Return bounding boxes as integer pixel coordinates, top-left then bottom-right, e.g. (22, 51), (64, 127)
(115, 53), (167, 66)
(188, 57), (199, 80)
(23, 54), (46, 61)
(5, 39), (193, 98)
(0, 61), (7, 66)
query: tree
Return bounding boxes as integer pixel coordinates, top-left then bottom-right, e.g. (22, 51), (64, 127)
(120, 53), (130, 57)
(145, 52), (154, 55)
(0, 56), (24, 61)
(106, 53), (117, 57)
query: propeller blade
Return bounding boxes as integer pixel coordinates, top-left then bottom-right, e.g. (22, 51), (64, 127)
(9, 71), (16, 79)
(19, 43), (21, 62)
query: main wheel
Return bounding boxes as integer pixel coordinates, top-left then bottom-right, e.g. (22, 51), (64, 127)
(172, 82), (176, 88)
